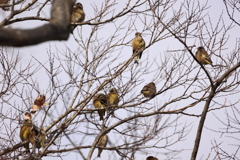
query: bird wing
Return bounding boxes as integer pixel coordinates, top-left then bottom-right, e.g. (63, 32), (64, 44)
(99, 94), (107, 105)
(202, 51), (212, 64)
(139, 39), (145, 48)
(108, 93), (119, 105)
(132, 38), (139, 54)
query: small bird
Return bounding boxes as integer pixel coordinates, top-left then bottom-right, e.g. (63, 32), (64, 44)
(132, 32), (145, 63)
(29, 127), (46, 149)
(20, 113), (46, 152)
(97, 134), (108, 158)
(195, 46), (213, 66)
(146, 156), (158, 160)
(70, 3), (85, 33)
(20, 119), (32, 153)
(141, 82), (156, 98)
(93, 93), (107, 120)
(107, 88), (119, 116)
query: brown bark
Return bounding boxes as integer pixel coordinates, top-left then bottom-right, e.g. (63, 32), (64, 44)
(0, 0), (75, 47)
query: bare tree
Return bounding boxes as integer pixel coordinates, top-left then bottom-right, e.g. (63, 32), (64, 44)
(0, 0), (240, 160)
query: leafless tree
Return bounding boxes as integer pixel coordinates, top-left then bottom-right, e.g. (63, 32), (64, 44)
(0, 0), (240, 160)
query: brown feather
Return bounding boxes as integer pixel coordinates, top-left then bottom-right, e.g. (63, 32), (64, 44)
(146, 156), (158, 160)
(93, 93), (107, 120)
(132, 32), (145, 63)
(107, 88), (119, 116)
(97, 134), (108, 158)
(195, 46), (213, 65)
(141, 82), (156, 98)
(70, 3), (85, 33)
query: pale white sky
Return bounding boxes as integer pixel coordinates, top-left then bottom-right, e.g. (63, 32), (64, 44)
(1, 0), (240, 160)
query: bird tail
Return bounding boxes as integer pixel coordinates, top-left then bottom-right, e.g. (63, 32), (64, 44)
(134, 56), (139, 64)
(70, 25), (76, 34)
(98, 110), (105, 120)
(97, 149), (102, 157)
(24, 143), (30, 153)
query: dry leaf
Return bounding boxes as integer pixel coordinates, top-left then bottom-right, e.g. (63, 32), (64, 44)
(31, 94), (49, 113)
(34, 94), (46, 106)
(32, 104), (41, 111)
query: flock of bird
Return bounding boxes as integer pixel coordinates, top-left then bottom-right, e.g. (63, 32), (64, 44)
(19, 2), (213, 159)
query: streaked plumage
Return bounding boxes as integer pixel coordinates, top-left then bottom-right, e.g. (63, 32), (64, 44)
(97, 134), (108, 158)
(93, 93), (107, 120)
(141, 82), (156, 98)
(195, 46), (213, 66)
(107, 88), (119, 116)
(70, 3), (85, 33)
(146, 156), (158, 160)
(132, 32), (145, 63)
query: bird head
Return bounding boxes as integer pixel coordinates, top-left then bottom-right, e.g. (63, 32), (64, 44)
(135, 32), (142, 37)
(96, 93), (104, 99)
(197, 46), (205, 51)
(149, 82), (155, 86)
(146, 156), (158, 160)
(75, 3), (83, 10)
(110, 88), (118, 94)
(24, 119), (32, 125)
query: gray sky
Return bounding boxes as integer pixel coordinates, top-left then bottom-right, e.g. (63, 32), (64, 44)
(1, 0), (240, 159)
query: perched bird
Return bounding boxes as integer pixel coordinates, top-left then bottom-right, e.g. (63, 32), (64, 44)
(20, 113), (46, 152)
(20, 119), (32, 153)
(146, 156), (158, 160)
(132, 32), (145, 63)
(93, 93), (107, 120)
(29, 127), (46, 149)
(195, 46), (213, 66)
(97, 134), (108, 158)
(107, 88), (119, 116)
(141, 82), (156, 98)
(70, 3), (85, 33)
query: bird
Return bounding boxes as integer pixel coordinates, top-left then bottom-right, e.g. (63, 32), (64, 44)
(70, 3), (85, 33)
(141, 82), (156, 98)
(195, 46), (213, 66)
(132, 32), (145, 63)
(20, 113), (46, 152)
(29, 127), (46, 149)
(93, 93), (107, 120)
(107, 88), (119, 116)
(146, 156), (158, 160)
(20, 119), (32, 153)
(97, 134), (108, 158)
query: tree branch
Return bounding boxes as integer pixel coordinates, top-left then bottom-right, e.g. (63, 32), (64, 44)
(0, 0), (75, 47)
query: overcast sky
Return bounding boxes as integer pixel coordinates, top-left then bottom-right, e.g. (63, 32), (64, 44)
(1, 0), (240, 160)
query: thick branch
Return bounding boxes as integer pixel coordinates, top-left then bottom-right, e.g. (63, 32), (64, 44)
(191, 62), (240, 160)
(0, 0), (75, 47)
